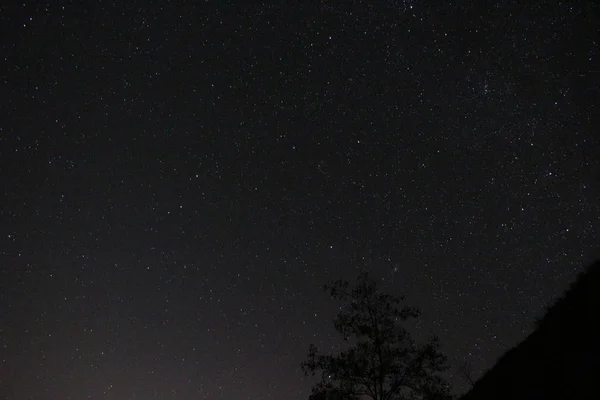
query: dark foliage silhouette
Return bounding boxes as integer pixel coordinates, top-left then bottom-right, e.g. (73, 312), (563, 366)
(460, 260), (600, 399)
(456, 360), (475, 389)
(301, 272), (452, 400)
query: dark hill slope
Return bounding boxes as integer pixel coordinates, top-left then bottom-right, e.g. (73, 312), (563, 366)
(461, 260), (600, 400)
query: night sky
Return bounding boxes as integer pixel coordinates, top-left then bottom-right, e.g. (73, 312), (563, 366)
(1, 1), (599, 399)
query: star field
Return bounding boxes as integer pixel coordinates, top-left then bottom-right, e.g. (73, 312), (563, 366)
(1, 1), (599, 399)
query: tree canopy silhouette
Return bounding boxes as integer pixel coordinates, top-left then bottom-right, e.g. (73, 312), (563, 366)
(301, 272), (452, 400)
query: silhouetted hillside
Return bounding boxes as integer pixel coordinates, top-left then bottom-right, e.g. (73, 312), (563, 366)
(460, 260), (600, 400)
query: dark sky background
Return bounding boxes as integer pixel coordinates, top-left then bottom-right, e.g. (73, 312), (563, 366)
(1, 1), (599, 399)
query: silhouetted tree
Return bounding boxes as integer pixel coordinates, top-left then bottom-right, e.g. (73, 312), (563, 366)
(456, 360), (475, 388)
(301, 272), (452, 400)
